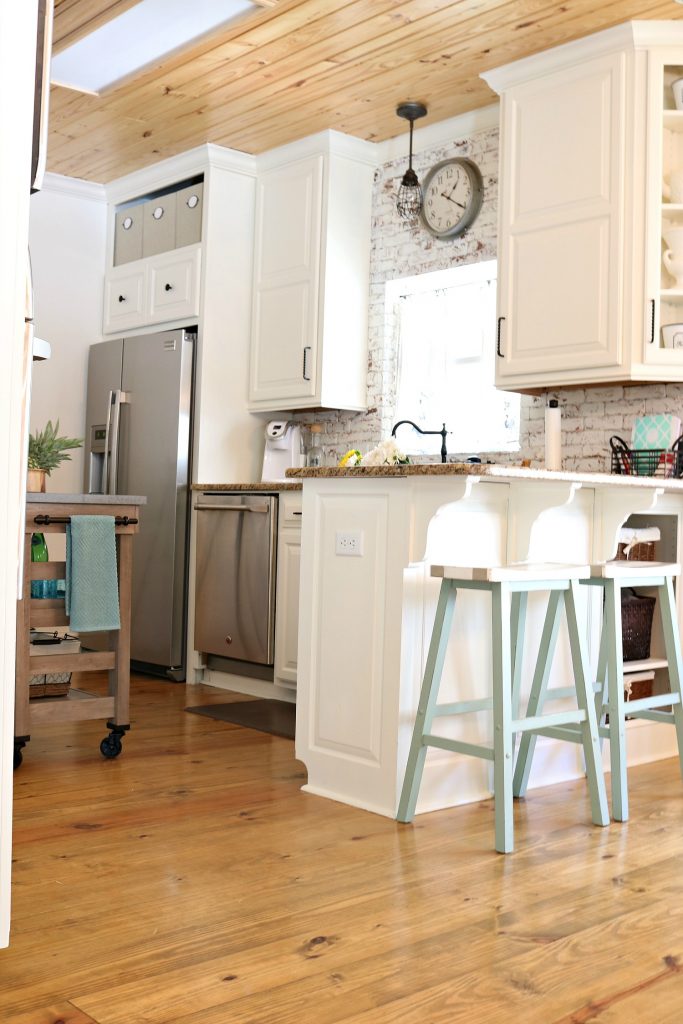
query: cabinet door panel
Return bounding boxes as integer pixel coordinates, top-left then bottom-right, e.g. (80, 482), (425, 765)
(274, 529), (301, 686)
(148, 247), (201, 324)
(496, 51), (625, 383)
(514, 70), (614, 219)
(103, 265), (147, 334)
(250, 156), (322, 405)
(501, 216), (620, 374)
(251, 281), (316, 400)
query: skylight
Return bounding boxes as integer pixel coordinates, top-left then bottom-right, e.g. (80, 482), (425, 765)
(51, 0), (258, 95)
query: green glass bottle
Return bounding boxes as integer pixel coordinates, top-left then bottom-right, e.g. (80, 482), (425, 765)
(30, 532), (49, 599)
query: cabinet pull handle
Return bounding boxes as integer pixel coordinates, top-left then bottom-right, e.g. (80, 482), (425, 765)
(164, 283), (173, 292)
(303, 345), (312, 381)
(649, 299), (655, 344)
(292, 511), (302, 516)
(118, 295), (126, 303)
(496, 316), (505, 357)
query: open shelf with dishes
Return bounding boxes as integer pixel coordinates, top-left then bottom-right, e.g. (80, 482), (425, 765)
(658, 65), (683, 353)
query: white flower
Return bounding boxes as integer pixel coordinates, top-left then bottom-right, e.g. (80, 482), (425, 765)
(360, 438), (409, 466)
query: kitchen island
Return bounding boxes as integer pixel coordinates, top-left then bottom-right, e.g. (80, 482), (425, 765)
(287, 464), (683, 817)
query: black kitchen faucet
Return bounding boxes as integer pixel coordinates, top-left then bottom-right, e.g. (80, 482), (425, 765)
(390, 420), (448, 463)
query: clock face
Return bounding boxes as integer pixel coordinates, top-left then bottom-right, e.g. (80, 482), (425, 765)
(420, 158), (483, 239)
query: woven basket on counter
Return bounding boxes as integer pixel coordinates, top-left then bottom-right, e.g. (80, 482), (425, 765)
(621, 589), (656, 662)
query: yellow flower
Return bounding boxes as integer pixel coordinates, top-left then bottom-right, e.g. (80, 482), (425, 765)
(339, 449), (361, 467)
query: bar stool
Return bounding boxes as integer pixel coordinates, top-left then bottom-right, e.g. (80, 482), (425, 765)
(397, 563), (609, 853)
(514, 561), (683, 822)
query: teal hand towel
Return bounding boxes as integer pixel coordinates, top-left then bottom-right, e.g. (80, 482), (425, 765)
(66, 516), (120, 632)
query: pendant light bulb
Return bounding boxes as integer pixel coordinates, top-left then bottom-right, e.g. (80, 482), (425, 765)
(396, 101), (427, 222)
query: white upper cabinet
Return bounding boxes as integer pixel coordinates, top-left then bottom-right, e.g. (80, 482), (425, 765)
(249, 133), (376, 412)
(484, 21), (683, 392)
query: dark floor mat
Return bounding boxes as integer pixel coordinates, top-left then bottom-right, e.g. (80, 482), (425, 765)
(185, 699), (295, 739)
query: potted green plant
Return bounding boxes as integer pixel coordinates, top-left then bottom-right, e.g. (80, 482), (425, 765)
(27, 420), (83, 492)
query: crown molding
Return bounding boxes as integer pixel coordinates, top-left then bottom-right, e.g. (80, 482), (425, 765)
(256, 129), (379, 171)
(39, 172), (107, 203)
(105, 143), (257, 204)
(481, 20), (683, 94)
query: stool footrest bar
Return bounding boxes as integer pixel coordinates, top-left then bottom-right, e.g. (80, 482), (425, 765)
(532, 725), (584, 744)
(422, 734), (495, 761)
(512, 709), (586, 732)
(626, 709), (675, 724)
(433, 698), (493, 716)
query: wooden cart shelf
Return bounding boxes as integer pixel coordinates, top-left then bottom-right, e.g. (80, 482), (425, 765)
(15, 497), (142, 767)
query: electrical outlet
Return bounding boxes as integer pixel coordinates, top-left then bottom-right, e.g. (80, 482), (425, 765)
(335, 530), (363, 556)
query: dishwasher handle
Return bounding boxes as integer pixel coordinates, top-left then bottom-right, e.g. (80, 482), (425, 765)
(195, 503), (270, 513)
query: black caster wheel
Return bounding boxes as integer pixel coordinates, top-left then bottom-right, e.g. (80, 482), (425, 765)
(100, 733), (123, 759)
(13, 743), (24, 770)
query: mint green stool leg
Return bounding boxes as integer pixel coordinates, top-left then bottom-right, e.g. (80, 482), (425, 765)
(492, 582), (514, 853)
(658, 577), (683, 782)
(565, 579), (609, 827)
(604, 579), (628, 821)
(593, 607), (610, 735)
(512, 590), (563, 798)
(397, 580), (457, 823)
(510, 592), (527, 749)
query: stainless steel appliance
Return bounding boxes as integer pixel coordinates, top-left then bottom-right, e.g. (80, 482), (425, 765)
(194, 492), (278, 665)
(84, 328), (195, 679)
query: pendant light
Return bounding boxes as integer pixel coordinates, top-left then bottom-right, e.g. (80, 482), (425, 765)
(396, 101), (427, 221)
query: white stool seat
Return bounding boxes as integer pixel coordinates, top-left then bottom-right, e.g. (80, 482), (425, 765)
(594, 561), (680, 578)
(432, 562), (591, 583)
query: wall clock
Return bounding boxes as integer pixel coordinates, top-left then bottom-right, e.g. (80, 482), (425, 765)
(420, 157), (484, 239)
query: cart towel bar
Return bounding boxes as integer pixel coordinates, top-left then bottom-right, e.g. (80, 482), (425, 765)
(33, 514), (138, 526)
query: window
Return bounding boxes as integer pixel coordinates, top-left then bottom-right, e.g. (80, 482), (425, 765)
(388, 261), (519, 456)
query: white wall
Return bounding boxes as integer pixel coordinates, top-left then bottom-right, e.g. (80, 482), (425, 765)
(0, 0), (40, 951)
(28, 175), (107, 493)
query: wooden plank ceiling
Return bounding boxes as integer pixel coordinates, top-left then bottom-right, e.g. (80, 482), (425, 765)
(49, 0), (683, 183)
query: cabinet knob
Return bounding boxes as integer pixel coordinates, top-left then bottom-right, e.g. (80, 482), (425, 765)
(164, 283), (173, 292)
(225, 635), (232, 645)
(118, 295), (126, 303)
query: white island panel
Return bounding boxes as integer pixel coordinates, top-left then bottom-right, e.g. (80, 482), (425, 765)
(295, 467), (682, 818)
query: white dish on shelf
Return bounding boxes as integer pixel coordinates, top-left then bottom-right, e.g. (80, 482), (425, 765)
(661, 323), (683, 349)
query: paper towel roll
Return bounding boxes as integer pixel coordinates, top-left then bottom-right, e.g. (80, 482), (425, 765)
(545, 400), (562, 471)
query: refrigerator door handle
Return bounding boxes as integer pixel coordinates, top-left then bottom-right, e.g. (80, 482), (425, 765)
(102, 389), (115, 494)
(108, 390), (130, 496)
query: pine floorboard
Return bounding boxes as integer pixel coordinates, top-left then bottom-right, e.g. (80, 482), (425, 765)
(3, 672), (683, 1023)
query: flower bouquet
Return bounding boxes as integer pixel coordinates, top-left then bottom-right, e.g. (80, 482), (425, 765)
(338, 439), (410, 467)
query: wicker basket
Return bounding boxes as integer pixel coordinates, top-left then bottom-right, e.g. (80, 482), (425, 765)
(621, 589), (656, 662)
(29, 633), (80, 698)
(616, 540), (656, 561)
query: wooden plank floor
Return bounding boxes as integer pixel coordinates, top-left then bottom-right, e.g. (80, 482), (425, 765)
(3, 672), (683, 1023)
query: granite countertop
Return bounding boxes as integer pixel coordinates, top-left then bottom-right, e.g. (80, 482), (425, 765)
(285, 463), (683, 491)
(27, 493), (147, 504)
(193, 482), (302, 492)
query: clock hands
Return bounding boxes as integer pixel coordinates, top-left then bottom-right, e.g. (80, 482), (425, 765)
(440, 192), (466, 209)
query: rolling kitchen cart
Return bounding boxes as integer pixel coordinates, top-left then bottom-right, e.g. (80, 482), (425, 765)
(14, 496), (143, 768)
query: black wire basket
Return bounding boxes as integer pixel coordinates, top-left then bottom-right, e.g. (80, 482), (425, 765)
(610, 434), (683, 478)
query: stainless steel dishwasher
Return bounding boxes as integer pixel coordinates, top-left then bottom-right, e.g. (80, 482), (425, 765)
(194, 492), (278, 665)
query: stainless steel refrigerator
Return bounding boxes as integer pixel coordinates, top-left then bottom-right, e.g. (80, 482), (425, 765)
(84, 328), (196, 680)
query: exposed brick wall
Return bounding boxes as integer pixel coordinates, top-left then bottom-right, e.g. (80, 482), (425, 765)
(291, 127), (683, 474)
